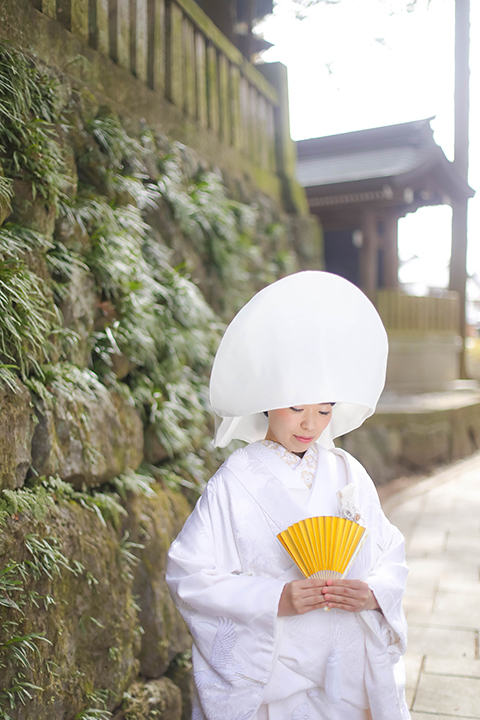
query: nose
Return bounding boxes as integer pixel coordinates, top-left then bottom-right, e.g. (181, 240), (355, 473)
(301, 410), (315, 431)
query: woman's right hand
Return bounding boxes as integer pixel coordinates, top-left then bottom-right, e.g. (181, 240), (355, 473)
(278, 579), (328, 616)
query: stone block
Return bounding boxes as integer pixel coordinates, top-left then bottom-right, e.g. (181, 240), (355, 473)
(430, 590), (480, 627)
(400, 419), (451, 469)
(30, 381), (144, 488)
(411, 714), (474, 720)
(165, 652), (194, 720)
(414, 673), (480, 717)
(124, 485), (192, 678)
(143, 423), (169, 465)
(289, 213), (323, 270)
(0, 378), (36, 491)
(341, 424), (402, 485)
(402, 595), (434, 619)
(404, 653), (423, 710)
(9, 179), (56, 238)
(407, 624), (477, 661)
(425, 657), (480, 678)
(54, 212), (91, 255)
(58, 265), (97, 367)
(112, 677), (182, 720)
(341, 399), (480, 485)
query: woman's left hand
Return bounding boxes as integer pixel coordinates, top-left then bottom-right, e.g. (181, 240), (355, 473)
(321, 579), (380, 612)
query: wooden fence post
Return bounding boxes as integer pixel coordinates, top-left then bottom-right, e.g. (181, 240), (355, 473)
(207, 43), (219, 133)
(42, 0), (56, 20)
(148, 0), (165, 92)
(117, 0), (131, 71)
(166, 1), (183, 108)
(71, 0), (89, 41)
(94, 0), (110, 55)
(195, 32), (208, 127)
(230, 64), (241, 150)
(135, 0), (148, 82)
(183, 16), (196, 116)
(218, 53), (230, 144)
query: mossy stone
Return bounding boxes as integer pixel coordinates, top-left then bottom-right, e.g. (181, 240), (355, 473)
(165, 653), (194, 720)
(0, 502), (139, 719)
(123, 485), (192, 678)
(30, 385), (144, 489)
(58, 264), (97, 367)
(9, 179), (57, 238)
(112, 677), (182, 720)
(0, 378), (36, 490)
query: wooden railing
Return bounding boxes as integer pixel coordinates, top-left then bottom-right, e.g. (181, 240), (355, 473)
(29, 0), (279, 176)
(377, 290), (460, 335)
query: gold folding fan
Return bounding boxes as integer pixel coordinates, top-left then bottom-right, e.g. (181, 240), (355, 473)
(277, 516), (367, 580)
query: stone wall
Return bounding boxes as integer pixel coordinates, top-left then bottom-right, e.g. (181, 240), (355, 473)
(0, 35), (321, 720)
(340, 396), (480, 485)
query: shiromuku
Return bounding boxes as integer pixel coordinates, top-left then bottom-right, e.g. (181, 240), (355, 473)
(166, 271), (410, 720)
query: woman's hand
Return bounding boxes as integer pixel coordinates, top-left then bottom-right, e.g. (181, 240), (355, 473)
(278, 578), (328, 616)
(321, 579), (380, 612)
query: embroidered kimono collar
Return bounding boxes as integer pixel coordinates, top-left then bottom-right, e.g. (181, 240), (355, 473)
(260, 440), (317, 489)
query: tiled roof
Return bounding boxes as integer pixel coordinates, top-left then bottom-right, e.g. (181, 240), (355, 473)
(297, 145), (430, 187)
(295, 118), (474, 200)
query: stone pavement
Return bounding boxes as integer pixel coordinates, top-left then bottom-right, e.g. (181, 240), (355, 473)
(383, 451), (480, 719)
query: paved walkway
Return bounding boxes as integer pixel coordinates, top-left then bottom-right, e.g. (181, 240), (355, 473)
(383, 451), (480, 719)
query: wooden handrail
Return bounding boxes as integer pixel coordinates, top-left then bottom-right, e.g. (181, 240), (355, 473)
(32, 0), (283, 178)
(377, 290), (460, 335)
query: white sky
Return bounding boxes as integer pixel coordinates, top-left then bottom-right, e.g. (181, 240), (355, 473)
(258, 0), (480, 294)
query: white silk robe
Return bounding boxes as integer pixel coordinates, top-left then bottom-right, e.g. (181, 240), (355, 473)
(166, 441), (410, 720)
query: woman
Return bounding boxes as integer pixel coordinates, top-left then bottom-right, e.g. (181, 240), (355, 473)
(166, 272), (410, 720)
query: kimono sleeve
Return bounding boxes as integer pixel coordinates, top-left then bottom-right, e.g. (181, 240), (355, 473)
(166, 468), (287, 693)
(366, 514), (409, 655)
(351, 455), (409, 656)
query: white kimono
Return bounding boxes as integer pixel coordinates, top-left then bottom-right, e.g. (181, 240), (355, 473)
(166, 441), (410, 720)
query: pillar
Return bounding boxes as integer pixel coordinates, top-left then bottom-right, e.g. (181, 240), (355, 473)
(383, 212), (399, 289)
(360, 208), (379, 300)
(449, 0), (470, 378)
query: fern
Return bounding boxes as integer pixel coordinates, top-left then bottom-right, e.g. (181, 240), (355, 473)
(0, 43), (65, 203)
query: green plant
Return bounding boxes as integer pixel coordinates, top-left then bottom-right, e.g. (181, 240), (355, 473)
(0, 532), (76, 716)
(111, 468), (156, 500)
(0, 173), (13, 208)
(0, 42), (65, 204)
(75, 711), (112, 720)
(0, 365), (20, 393)
(0, 225), (60, 377)
(118, 532), (144, 582)
(46, 239), (89, 303)
(24, 535), (84, 581)
(78, 109), (158, 210)
(0, 474), (121, 532)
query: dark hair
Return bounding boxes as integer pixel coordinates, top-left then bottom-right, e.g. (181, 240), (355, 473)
(263, 403), (335, 417)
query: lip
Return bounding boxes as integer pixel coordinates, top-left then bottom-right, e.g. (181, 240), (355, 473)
(294, 435), (314, 443)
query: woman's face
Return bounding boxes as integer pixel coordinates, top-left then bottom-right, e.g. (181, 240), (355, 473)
(265, 404), (333, 454)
